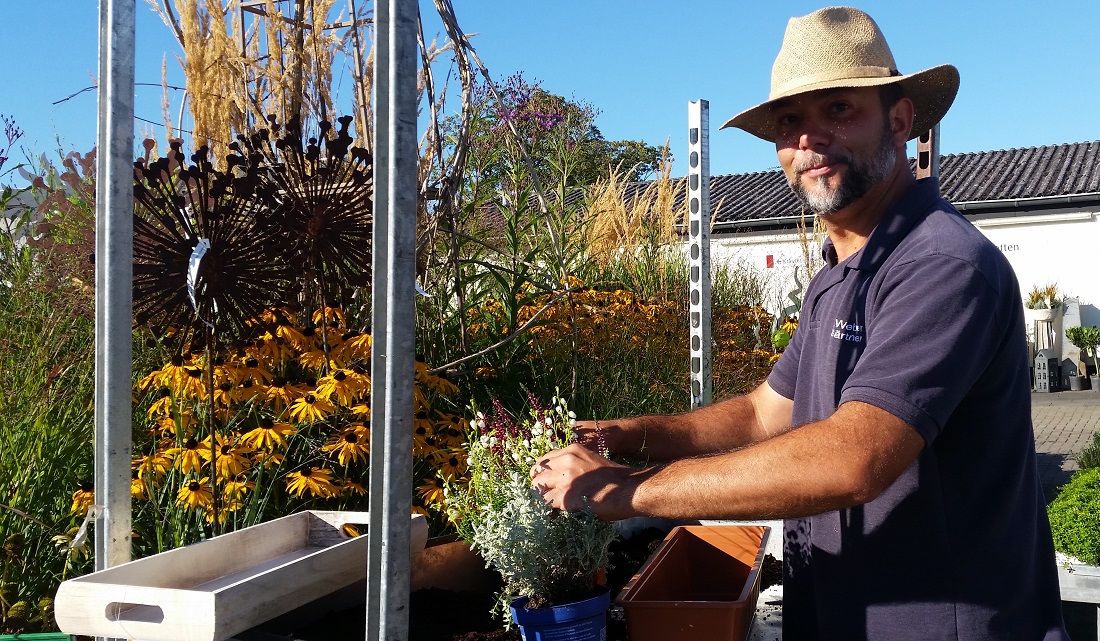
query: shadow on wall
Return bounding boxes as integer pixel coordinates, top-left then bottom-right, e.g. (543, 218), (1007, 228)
(1081, 304), (1100, 329)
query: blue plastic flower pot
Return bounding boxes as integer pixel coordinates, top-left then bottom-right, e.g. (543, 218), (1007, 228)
(510, 587), (610, 641)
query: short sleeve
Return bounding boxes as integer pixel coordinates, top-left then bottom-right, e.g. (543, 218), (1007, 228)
(839, 254), (1006, 444)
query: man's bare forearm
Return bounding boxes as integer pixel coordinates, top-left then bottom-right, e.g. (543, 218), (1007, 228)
(596, 382), (791, 461)
(538, 401), (925, 522)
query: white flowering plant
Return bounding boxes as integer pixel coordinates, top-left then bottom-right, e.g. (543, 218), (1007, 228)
(445, 394), (615, 623)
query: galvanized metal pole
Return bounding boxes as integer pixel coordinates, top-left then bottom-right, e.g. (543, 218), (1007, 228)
(916, 123), (940, 180)
(94, 0), (135, 574)
(687, 100), (712, 408)
(367, 1), (418, 640)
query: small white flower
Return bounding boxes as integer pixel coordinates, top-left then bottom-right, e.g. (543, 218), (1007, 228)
(544, 417), (553, 426)
(470, 419), (480, 430)
(567, 410), (576, 419)
(512, 451), (521, 461)
(527, 456), (535, 463)
(569, 419), (577, 427)
(481, 473), (489, 480)
(489, 436), (498, 446)
(531, 425), (543, 436)
(480, 434), (489, 445)
(523, 439), (530, 447)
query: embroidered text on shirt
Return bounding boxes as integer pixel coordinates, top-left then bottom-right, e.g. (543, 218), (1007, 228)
(831, 318), (864, 343)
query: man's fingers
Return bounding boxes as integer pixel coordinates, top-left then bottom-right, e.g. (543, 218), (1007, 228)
(529, 457), (553, 479)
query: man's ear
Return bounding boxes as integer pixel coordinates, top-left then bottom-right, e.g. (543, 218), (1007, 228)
(891, 97), (916, 145)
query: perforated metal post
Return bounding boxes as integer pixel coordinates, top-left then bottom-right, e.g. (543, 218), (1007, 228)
(366, 0), (417, 639)
(687, 100), (712, 408)
(94, 0), (135, 577)
(916, 123), (940, 180)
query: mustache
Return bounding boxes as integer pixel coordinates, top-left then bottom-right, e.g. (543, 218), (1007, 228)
(794, 151), (852, 175)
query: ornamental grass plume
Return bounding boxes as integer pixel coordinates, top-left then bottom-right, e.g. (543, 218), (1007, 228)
(445, 395), (615, 625)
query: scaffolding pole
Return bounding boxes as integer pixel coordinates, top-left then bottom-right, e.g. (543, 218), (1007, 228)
(687, 100), (712, 408)
(94, 0), (135, 579)
(366, 1), (418, 640)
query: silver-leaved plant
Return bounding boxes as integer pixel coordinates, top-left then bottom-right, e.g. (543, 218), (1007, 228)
(445, 394), (615, 624)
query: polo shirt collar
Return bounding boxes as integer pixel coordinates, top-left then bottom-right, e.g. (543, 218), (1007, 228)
(820, 177), (943, 272)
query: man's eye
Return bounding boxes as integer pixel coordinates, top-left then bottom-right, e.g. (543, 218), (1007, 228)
(828, 102), (851, 114)
(776, 114), (798, 127)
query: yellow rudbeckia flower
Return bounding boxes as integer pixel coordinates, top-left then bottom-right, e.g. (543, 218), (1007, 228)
(176, 477), (214, 510)
(286, 467), (337, 498)
(289, 393), (335, 424)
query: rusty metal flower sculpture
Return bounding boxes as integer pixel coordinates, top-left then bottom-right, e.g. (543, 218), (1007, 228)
(232, 115), (374, 310)
(132, 141), (291, 344)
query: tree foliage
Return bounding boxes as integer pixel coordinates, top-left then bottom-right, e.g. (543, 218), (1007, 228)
(451, 73), (663, 195)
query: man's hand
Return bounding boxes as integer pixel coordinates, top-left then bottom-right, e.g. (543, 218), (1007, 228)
(529, 443), (638, 520)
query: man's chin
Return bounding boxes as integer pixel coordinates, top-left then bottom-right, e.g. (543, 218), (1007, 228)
(795, 182), (843, 215)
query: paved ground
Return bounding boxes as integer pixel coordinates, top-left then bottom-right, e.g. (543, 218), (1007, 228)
(1032, 390), (1100, 502)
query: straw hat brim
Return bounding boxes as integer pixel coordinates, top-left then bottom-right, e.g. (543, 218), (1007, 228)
(721, 64), (960, 143)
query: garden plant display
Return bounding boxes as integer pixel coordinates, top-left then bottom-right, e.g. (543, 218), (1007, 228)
(0, 5), (791, 633)
(122, 308), (467, 551)
(0, 131), (783, 635)
(445, 395), (615, 625)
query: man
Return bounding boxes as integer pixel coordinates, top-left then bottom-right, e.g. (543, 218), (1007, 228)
(530, 7), (1069, 640)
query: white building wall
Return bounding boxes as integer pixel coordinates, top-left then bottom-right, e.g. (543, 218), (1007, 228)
(970, 211), (1100, 327)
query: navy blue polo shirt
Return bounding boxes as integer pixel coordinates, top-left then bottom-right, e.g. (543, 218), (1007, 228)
(768, 178), (1067, 640)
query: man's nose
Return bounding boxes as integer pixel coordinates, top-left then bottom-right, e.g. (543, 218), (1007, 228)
(798, 118), (832, 151)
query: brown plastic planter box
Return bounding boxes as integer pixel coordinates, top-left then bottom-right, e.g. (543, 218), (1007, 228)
(615, 524), (770, 641)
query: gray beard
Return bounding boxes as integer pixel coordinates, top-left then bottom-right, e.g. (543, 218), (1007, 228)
(790, 127), (897, 215)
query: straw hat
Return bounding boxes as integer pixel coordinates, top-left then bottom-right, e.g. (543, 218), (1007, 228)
(722, 7), (959, 142)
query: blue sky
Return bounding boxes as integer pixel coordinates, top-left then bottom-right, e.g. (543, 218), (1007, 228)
(4, 1), (1100, 180)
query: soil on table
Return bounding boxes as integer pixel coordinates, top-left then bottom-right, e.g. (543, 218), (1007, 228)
(290, 528), (783, 641)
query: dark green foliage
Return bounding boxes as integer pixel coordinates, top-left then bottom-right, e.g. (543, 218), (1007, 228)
(1076, 431), (1100, 470)
(1048, 467), (1100, 565)
(0, 192), (96, 633)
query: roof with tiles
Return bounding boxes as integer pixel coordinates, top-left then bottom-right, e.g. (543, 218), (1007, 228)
(703, 141), (1100, 227)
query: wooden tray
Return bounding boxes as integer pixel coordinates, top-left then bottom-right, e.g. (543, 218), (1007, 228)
(55, 511), (427, 641)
